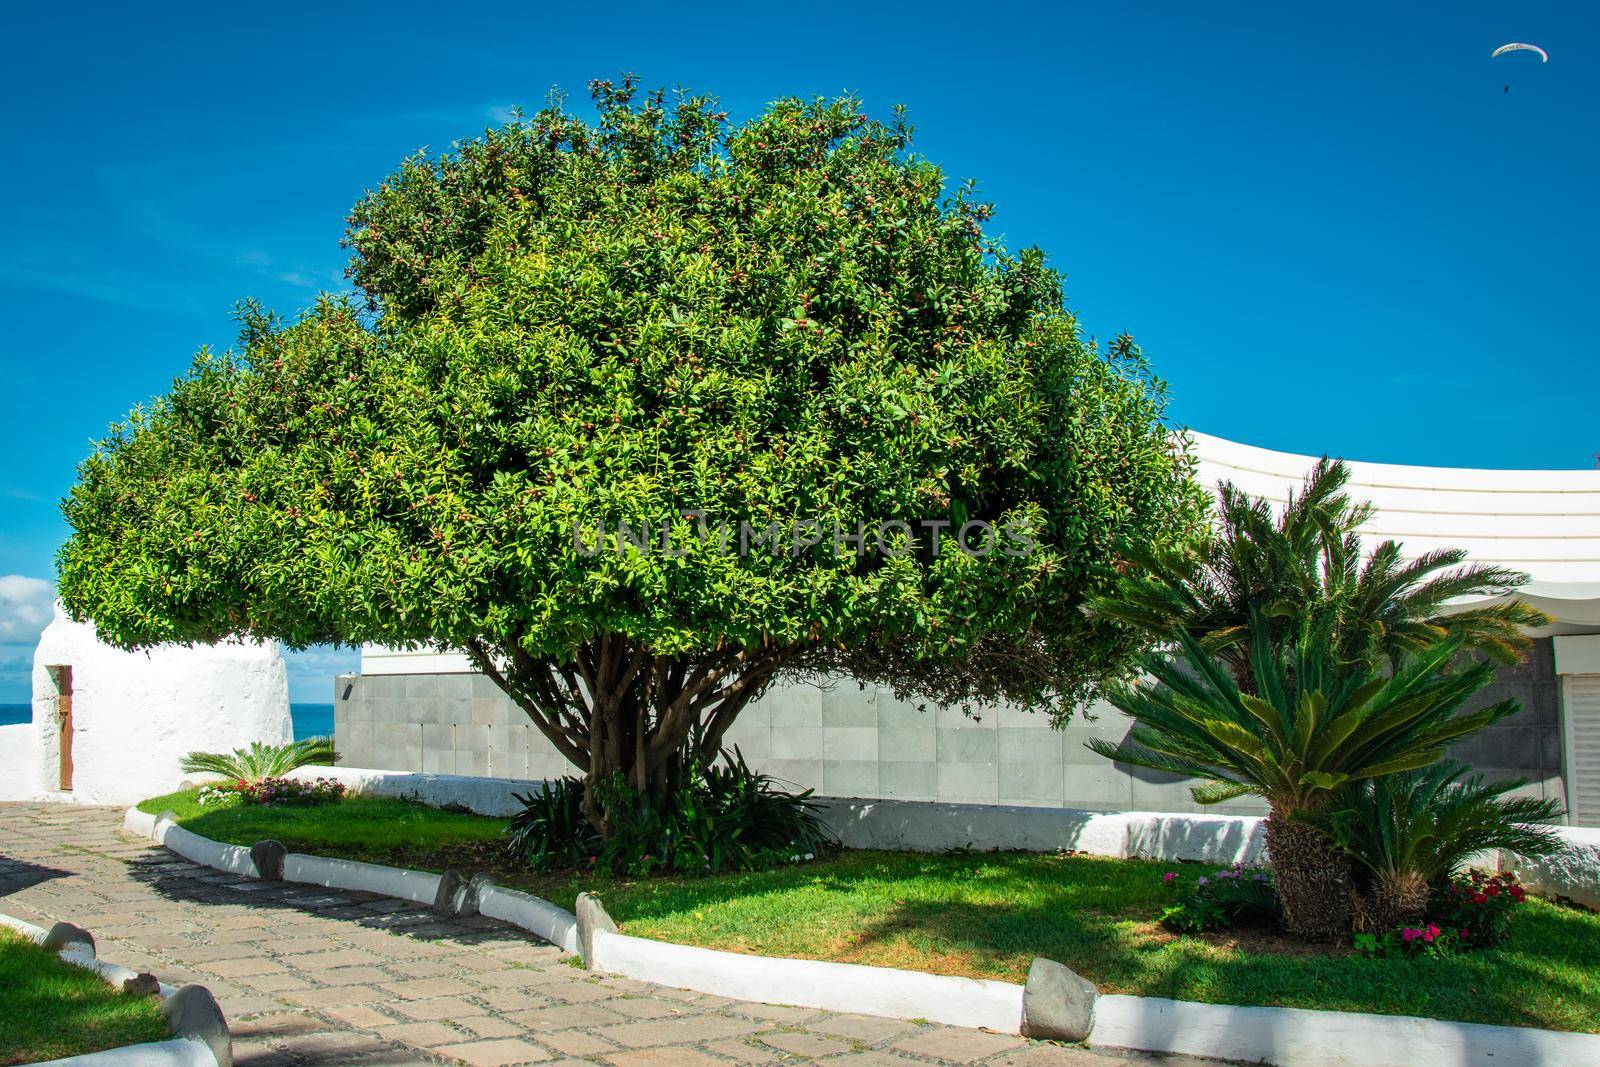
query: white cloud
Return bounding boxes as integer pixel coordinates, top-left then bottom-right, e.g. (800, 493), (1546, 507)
(0, 576), (54, 645)
(283, 645), (360, 704)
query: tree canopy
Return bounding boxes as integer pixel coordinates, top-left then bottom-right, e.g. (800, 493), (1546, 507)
(58, 79), (1205, 817)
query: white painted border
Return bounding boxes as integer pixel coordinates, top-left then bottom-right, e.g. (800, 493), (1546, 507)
(285, 765), (542, 817)
(124, 804), (573, 948)
(28, 1038), (220, 1067)
(156, 818), (258, 879)
(478, 885), (580, 955)
(281, 853), (442, 906)
(1, 911), (178, 999)
(591, 928), (1024, 1032)
(1090, 993), (1600, 1067)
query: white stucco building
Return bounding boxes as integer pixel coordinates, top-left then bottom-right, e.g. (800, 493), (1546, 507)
(0, 605), (292, 804)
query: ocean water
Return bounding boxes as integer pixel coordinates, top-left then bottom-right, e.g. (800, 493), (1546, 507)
(0, 702), (336, 741)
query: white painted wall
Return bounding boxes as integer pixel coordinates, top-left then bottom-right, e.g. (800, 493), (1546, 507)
(27, 605), (292, 804)
(362, 645), (474, 675)
(0, 723), (40, 801)
(1191, 431), (1600, 624)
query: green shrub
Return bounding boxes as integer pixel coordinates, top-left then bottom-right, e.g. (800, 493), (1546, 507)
(1352, 870), (1534, 959)
(1433, 870), (1531, 949)
(1316, 761), (1563, 931)
(507, 748), (834, 875)
(1352, 923), (1458, 959)
(1158, 864), (1280, 934)
(179, 737), (338, 784)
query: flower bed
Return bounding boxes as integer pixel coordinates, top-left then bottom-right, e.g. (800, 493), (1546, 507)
(197, 775), (346, 807)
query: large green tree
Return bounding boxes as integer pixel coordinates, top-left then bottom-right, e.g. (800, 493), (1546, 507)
(58, 79), (1204, 831)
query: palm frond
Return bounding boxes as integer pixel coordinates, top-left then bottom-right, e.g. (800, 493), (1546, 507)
(179, 737), (339, 784)
(1315, 761), (1565, 885)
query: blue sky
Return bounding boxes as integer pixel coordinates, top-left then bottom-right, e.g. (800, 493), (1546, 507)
(0, 2), (1594, 702)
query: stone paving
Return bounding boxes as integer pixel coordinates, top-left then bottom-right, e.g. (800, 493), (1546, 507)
(0, 803), (1221, 1067)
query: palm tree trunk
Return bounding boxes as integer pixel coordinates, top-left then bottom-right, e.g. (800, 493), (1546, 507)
(1352, 871), (1430, 934)
(1265, 812), (1352, 941)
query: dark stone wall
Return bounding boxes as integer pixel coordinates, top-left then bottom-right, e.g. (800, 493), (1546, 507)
(1445, 638), (1565, 803)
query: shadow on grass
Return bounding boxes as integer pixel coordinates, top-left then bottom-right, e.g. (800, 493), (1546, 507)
(583, 849), (1600, 1033)
(834, 891), (1600, 1032)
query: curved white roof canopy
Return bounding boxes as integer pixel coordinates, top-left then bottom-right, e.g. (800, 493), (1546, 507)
(1190, 432), (1600, 634)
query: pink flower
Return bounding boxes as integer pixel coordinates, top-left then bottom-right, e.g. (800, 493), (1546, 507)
(1401, 928), (1421, 942)
(1162, 872), (1178, 883)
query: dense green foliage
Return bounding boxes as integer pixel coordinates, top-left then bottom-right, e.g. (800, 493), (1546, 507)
(1091, 458), (1547, 686)
(1324, 761), (1562, 889)
(179, 737), (338, 783)
(1088, 461), (1549, 940)
(1156, 864), (1280, 934)
(60, 78), (1203, 821)
(1316, 761), (1562, 929)
(507, 748), (833, 875)
(0, 929), (171, 1066)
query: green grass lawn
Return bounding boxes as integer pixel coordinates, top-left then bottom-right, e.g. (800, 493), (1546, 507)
(142, 788), (1600, 1033)
(0, 929), (172, 1066)
(139, 788), (510, 872)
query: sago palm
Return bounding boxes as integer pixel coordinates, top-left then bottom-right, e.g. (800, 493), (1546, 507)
(1090, 458), (1548, 686)
(179, 737), (339, 784)
(1316, 760), (1563, 931)
(1091, 611), (1520, 939)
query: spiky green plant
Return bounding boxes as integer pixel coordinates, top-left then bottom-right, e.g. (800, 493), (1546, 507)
(179, 737), (339, 784)
(1317, 760), (1564, 930)
(1090, 610), (1521, 939)
(1090, 458), (1549, 687)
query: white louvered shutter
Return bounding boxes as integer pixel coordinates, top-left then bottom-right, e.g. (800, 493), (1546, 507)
(1568, 677), (1600, 827)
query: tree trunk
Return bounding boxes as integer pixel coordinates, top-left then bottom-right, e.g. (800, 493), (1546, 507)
(463, 634), (793, 836)
(1264, 811), (1351, 941)
(1351, 871), (1430, 934)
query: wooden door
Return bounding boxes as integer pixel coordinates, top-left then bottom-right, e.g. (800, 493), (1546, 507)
(53, 666), (73, 791)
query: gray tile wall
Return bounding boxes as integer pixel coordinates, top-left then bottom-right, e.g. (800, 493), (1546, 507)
(335, 638), (1567, 814)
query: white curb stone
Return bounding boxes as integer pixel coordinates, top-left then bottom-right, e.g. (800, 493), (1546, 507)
(160, 825), (258, 879)
(280, 853), (441, 905)
(28, 1037), (221, 1066)
(589, 928), (1026, 1033)
(1089, 993), (1600, 1067)
(477, 884), (581, 955)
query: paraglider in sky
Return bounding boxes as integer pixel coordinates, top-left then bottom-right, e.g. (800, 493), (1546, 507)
(1493, 42), (1548, 92)
(1491, 42), (1549, 62)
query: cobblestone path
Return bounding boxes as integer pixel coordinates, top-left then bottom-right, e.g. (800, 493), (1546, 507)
(0, 803), (1218, 1067)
